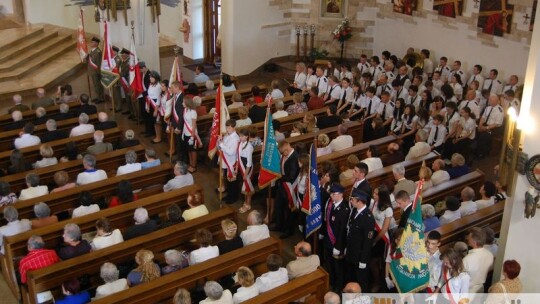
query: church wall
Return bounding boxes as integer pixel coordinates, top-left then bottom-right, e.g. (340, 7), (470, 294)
(0, 0), (13, 14)
(23, 0), (99, 35)
(159, 1), (184, 48)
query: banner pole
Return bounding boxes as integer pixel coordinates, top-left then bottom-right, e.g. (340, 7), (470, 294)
(109, 87), (115, 118)
(219, 155), (224, 208)
(169, 122), (174, 163)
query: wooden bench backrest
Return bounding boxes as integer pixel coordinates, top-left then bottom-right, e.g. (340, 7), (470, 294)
(0, 145), (145, 195)
(0, 114), (99, 152)
(91, 237), (281, 304)
(26, 207), (237, 304)
(1, 184), (199, 300)
(0, 101), (82, 129)
(200, 85), (268, 110)
(0, 163), (173, 224)
(0, 127), (122, 170)
(243, 268), (329, 304)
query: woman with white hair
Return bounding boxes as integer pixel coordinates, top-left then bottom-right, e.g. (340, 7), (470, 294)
(95, 262), (129, 299)
(200, 281), (233, 304)
(422, 204), (440, 232)
(119, 129), (140, 149)
(272, 100), (288, 119)
(124, 207), (157, 240)
(116, 150), (142, 176)
(161, 249), (189, 275)
(33, 144), (58, 168)
(31, 202), (58, 229)
(204, 80), (216, 96)
(194, 96), (208, 116)
(0, 206), (31, 254)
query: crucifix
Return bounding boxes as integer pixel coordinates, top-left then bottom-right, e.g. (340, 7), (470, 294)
(524, 13), (530, 24)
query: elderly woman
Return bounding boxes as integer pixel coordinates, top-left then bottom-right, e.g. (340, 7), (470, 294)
(417, 166), (433, 190)
(194, 96), (208, 116)
(286, 92), (308, 115)
(182, 190), (209, 221)
(127, 249), (161, 287)
(161, 249), (189, 275)
(31, 202), (58, 229)
(0, 181), (17, 206)
(51, 171), (77, 193)
(339, 154), (360, 183)
(33, 144), (58, 168)
(173, 288), (192, 304)
(119, 129), (140, 149)
(72, 191), (100, 218)
(124, 207), (157, 240)
(0, 206), (31, 254)
(92, 217), (124, 250)
(109, 180), (139, 207)
(189, 228), (219, 265)
(95, 262), (129, 299)
(19, 173), (49, 200)
(486, 260), (522, 304)
(422, 204), (440, 232)
(233, 266), (259, 303)
(8, 149), (31, 174)
(235, 107), (252, 128)
(228, 92), (244, 110)
(116, 150), (142, 176)
(446, 153), (471, 179)
(316, 134), (331, 156)
(161, 204), (184, 228)
(200, 281), (233, 304)
(272, 100), (288, 120)
(55, 278), (91, 304)
(217, 219), (243, 254)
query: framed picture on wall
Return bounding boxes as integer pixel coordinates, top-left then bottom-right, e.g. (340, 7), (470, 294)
(321, 0), (346, 18)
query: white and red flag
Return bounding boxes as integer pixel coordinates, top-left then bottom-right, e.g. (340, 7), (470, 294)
(75, 8), (88, 63)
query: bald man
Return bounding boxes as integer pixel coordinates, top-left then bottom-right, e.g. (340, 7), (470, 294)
(324, 292), (340, 304)
(95, 112), (118, 131)
(342, 282), (371, 304)
(31, 88), (54, 110)
(286, 241), (320, 280)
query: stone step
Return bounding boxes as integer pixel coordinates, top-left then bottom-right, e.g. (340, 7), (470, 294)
(0, 26), (44, 53)
(0, 33), (72, 72)
(0, 30), (60, 64)
(0, 36), (76, 81)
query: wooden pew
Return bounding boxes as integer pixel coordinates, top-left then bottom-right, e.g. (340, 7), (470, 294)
(0, 114), (99, 152)
(341, 151), (441, 196)
(243, 268), (329, 304)
(0, 145), (146, 195)
(91, 237), (281, 304)
(1, 184), (200, 300)
(199, 85), (268, 111)
(252, 121), (364, 175)
(438, 201), (505, 252)
(0, 163), (173, 225)
(0, 127), (122, 171)
(23, 207), (238, 304)
(0, 101), (82, 130)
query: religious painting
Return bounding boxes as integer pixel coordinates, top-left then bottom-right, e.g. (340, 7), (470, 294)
(477, 0), (514, 36)
(433, 0), (463, 18)
(321, 0), (346, 18)
(393, 0), (417, 16)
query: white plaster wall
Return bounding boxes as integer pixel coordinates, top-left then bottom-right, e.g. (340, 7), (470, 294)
(0, 0), (13, 14)
(222, 0), (292, 76)
(24, 0), (99, 35)
(372, 16), (529, 82)
(159, 2), (183, 47)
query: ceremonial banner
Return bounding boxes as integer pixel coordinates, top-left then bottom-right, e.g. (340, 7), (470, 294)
(208, 83), (229, 159)
(129, 34), (143, 98)
(100, 21), (119, 89)
(75, 8), (88, 63)
(305, 143), (322, 238)
(258, 98), (282, 188)
(169, 56), (183, 90)
(390, 181), (429, 294)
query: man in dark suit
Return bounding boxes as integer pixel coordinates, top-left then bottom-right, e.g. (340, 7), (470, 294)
(351, 162), (372, 202)
(51, 103), (74, 122)
(138, 62), (152, 133)
(31, 88), (54, 109)
(272, 140), (300, 239)
(395, 190), (413, 228)
(381, 142), (405, 167)
(247, 97), (266, 123)
(316, 105), (343, 129)
(323, 183), (350, 293)
(345, 189), (376, 291)
(78, 94), (97, 116)
(94, 112), (117, 131)
(169, 81), (185, 161)
(4, 110), (26, 131)
(40, 119), (68, 143)
(33, 107), (48, 125)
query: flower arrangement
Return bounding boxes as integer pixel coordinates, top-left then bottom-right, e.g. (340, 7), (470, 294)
(332, 18), (352, 42)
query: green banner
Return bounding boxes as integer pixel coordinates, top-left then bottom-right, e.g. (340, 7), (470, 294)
(390, 195), (430, 294)
(100, 70), (120, 90)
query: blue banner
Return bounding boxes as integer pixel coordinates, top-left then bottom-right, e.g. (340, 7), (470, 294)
(305, 143), (322, 238)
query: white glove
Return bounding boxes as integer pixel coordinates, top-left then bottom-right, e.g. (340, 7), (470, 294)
(332, 248), (340, 256)
(385, 277), (395, 289)
(358, 262), (367, 269)
(426, 294), (438, 302)
(318, 234), (324, 240)
(188, 137), (194, 145)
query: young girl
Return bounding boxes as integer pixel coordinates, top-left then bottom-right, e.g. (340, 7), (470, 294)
(435, 248), (471, 304)
(337, 78), (354, 114)
(153, 79), (170, 144)
(237, 129), (254, 213)
(325, 61), (340, 79)
(449, 74), (463, 101)
(390, 98), (404, 135)
(430, 96), (444, 118)
(294, 154), (310, 232)
(146, 72), (162, 141)
(182, 97), (202, 173)
(384, 228), (404, 291)
(399, 104), (418, 154)
(418, 90), (432, 113)
(416, 108), (432, 134)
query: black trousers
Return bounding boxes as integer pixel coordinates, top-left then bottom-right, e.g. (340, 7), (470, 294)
(139, 97), (155, 135)
(324, 246), (345, 292)
(345, 260), (371, 293)
(273, 183), (295, 232)
(222, 168), (239, 203)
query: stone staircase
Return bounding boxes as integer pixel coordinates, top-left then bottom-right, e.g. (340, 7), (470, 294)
(0, 23), (84, 101)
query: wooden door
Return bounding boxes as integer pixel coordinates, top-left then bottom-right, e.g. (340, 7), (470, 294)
(203, 0), (220, 65)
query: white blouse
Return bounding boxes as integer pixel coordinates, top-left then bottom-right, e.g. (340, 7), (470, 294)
(294, 72), (307, 90)
(182, 108), (198, 138)
(239, 141), (254, 168)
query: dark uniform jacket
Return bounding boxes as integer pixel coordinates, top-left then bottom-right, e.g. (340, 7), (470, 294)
(323, 199), (350, 253)
(345, 207), (376, 265)
(170, 93), (185, 130)
(40, 130), (68, 143)
(95, 121), (118, 131)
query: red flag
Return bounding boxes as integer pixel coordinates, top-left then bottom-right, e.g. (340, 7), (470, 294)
(208, 82), (229, 159)
(75, 8), (88, 63)
(101, 21), (118, 74)
(129, 34), (143, 98)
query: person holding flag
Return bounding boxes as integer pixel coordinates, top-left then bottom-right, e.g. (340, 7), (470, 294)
(218, 119), (240, 204)
(153, 79), (170, 144)
(237, 128), (254, 213)
(167, 81), (185, 160)
(344, 188), (376, 291)
(87, 37), (104, 104)
(119, 49), (133, 117)
(434, 248), (471, 304)
(182, 96), (202, 173)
